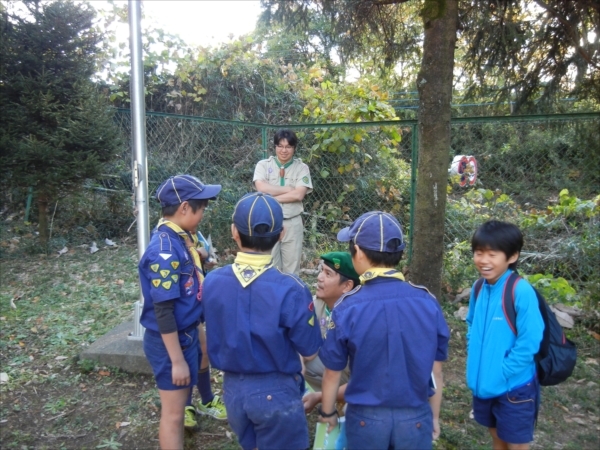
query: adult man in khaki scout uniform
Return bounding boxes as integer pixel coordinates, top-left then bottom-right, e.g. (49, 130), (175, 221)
(302, 252), (359, 411)
(253, 129), (312, 275)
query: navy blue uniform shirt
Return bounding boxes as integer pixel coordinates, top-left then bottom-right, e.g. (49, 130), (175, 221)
(139, 225), (202, 333)
(203, 261), (322, 374)
(320, 278), (450, 408)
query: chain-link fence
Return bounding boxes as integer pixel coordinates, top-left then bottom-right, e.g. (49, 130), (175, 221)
(108, 110), (599, 300)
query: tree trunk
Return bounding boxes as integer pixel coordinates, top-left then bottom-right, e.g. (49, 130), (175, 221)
(410, 0), (458, 300)
(38, 193), (49, 248)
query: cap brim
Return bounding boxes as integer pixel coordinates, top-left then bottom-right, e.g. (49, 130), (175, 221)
(337, 227), (352, 242)
(191, 184), (222, 200)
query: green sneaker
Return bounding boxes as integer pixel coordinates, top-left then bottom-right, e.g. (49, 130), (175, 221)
(197, 395), (227, 420)
(184, 406), (197, 428)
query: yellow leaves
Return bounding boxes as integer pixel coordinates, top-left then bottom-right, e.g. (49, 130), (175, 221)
(353, 133), (362, 143)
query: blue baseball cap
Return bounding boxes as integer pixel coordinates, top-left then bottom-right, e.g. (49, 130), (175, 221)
(337, 211), (406, 252)
(156, 175), (221, 207)
(233, 192), (283, 237)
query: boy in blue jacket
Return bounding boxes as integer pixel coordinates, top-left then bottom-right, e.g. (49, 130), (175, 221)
(466, 220), (544, 450)
(203, 192), (322, 450)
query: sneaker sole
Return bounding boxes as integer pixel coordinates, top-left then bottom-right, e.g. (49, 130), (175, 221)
(196, 410), (228, 421)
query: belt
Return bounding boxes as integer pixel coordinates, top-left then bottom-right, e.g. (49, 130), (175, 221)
(180, 321), (199, 335)
(179, 321), (199, 351)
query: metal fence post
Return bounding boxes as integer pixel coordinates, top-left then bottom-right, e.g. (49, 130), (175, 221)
(262, 127), (268, 159)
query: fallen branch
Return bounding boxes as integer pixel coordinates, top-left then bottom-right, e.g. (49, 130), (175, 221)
(46, 409), (75, 422)
(46, 433), (88, 439)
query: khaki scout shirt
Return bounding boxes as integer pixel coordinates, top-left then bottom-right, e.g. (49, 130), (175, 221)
(313, 296), (330, 339)
(253, 156), (313, 219)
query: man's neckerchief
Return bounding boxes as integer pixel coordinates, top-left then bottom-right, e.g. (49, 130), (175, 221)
(274, 157), (295, 186)
(157, 218), (204, 299)
(232, 252), (273, 288)
(360, 267), (405, 284)
(320, 304), (332, 339)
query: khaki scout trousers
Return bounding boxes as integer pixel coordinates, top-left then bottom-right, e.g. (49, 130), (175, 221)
(304, 355), (351, 392)
(271, 215), (304, 275)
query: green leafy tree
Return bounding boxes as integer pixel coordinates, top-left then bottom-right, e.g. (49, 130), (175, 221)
(253, 0), (598, 299)
(460, 0), (600, 110)
(0, 0), (122, 247)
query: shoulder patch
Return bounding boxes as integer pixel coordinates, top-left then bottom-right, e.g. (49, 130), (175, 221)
(159, 232), (172, 252)
(408, 281), (436, 300)
(302, 176), (309, 184)
(333, 284), (361, 308)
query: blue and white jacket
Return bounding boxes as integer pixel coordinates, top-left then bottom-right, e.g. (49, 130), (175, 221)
(466, 269), (544, 399)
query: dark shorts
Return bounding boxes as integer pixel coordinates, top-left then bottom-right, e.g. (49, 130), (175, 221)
(345, 403), (433, 450)
(473, 377), (540, 444)
(143, 325), (199, 391)
(223, 372), (308, 450)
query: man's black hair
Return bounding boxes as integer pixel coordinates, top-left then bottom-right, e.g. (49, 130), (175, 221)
(349, 240), (403, 267)
(239, 224), (281, 252)
(471, 220), (523, 270)
(162, 198), (209, 217)
(273, 129), (298, 148)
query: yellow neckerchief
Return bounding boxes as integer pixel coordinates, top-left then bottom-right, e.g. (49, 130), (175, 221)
(360, 267), (405, 285)
(157, 219), (204, 298)
(232, 252), (273, 288)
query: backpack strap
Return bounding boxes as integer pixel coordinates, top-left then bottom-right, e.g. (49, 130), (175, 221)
(502, 272), (522, 335)
(473, 278), (485, 301)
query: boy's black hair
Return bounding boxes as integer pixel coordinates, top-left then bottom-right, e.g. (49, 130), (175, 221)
(239, 224), (281, 252)
(471, 220), (523, 270)
(349, 240), (403, 267)
(273, 129), (298, 148)
(162, 198), (209, 217)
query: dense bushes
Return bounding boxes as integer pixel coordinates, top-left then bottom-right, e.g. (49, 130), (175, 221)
(444, 188), (599, 307)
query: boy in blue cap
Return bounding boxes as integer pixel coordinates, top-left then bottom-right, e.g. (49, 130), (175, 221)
(318, 211), (450, 450)
(203, 192), (322, 450)
(139, 175), (221, 450)
(466, 220), (543, 450)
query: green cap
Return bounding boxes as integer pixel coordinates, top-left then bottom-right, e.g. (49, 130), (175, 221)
(320, 252), (360, 282)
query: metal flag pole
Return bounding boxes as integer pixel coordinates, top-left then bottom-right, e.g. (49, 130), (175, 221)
(128, 0), (149, 340)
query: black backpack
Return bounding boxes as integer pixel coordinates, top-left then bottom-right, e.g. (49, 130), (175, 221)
(473, 272), (577, 386)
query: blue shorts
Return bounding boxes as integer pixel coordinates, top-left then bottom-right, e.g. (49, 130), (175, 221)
(346, 403), (433, 450)
(143, 325), (199, 391)
(223, 372), (307, 450)
(473, 377), (540, 444)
